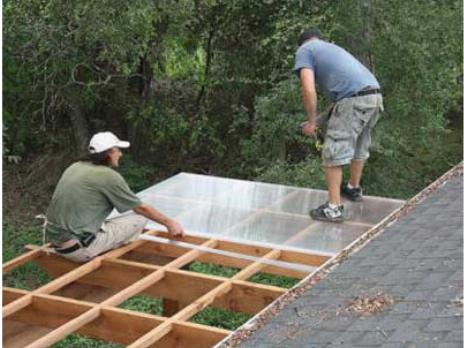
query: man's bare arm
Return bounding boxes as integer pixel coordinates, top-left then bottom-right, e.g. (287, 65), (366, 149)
(300, 68), (318, 137)
(134, 203), (184, 237)
(300, 68), (318, 122)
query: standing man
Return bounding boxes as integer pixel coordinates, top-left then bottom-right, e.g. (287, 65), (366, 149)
(45, 131), (184, 262)
(294, 28), (383, 222)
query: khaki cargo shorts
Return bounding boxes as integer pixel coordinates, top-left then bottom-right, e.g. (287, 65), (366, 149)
(321, 94), (383, 167)
(60, 213), (147, 263)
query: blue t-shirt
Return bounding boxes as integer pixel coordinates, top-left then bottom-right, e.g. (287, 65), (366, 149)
(294, 40), (380, 101)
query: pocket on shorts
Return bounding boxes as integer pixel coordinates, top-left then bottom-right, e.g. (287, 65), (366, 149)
(323, 111), (353, 162)
(353, 103), (375, 124)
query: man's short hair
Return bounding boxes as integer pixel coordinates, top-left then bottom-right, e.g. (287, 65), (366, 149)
(297, 28), (323, 47)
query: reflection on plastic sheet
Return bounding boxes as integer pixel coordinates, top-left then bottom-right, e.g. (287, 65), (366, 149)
(286, 222), (370, 253)
(137, 173), (404, 254)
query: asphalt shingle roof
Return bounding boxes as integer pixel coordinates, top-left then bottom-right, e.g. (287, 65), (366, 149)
(233, 173), (463, 348)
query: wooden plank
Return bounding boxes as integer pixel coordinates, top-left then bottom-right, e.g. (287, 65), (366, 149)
(122, 250), (175, 266)
(33, 252), (79, 278)
(2, 244), (51, 273)
(163, 299), (179, 317)
(5, 228), (324, 348)
(216, 240), (270, 257)
(3, 320), (51, 348)
(25, 238), (220, 348)
(213, 281), (285, 314)
(130, 321), (174, 348)
(8, 294), (92, 330)
(2, 259), (100, 318)
(145, 270), (222, 304)
(82, 307), (162, 345)
(5, 293), (165, 346)
(3, 288), (29, 306)
(3, 231), (162, 318)
(232, 249), (281, 281)
(80, 260), (155, 291)
(279, 249), (330, 267)
(5, 233), (165, 345)
(152, 322), (229, 348)
(54, 282), (116, 303)
(23, 307), (100, 348)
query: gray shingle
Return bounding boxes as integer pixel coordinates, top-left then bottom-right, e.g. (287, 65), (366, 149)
(234, 174), (463, 348)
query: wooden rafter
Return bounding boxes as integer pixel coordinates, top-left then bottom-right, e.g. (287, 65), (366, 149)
(3, 230), (330, 347)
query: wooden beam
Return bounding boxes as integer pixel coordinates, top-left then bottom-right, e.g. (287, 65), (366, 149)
(5, 226), (335, 348)
(127, 245), (284, 347)
(2, 259), (100, 318)
(3, 230), (163, 319)
(85, 307), (162, 345)
(279, 249), (330, 267)
(19, 238), (219, 348)
(127, 282), (233, 348)
(2, 244), (51, 273)
(163, 299), (179, 317)
(3, 288), (29, 306)
(3, 321), (51, 348)
(212, 280), (285, 314)
(8, 294), (92, 331)
(153, 321), (229, 348)
(5, 293), (164, 346)
(232, 249), (281, 280)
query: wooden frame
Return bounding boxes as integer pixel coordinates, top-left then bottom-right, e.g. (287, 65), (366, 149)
(3, 230), (330, 348)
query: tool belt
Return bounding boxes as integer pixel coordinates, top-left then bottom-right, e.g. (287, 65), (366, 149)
(349, 88), (381, 98)
(54, 232), (96, 254)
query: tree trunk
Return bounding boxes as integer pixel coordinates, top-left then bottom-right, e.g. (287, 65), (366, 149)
(68, 103), (90, 155)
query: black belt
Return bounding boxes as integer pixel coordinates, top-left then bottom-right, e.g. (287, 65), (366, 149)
(54, 242), (81, 254)
(54, 233), (96, 254)
(350, 88), (381, 98)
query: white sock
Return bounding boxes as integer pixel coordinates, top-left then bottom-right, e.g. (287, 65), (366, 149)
(328, 202), (340, 210)
(347, 182), (357, 189)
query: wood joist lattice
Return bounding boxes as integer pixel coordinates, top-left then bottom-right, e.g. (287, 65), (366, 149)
(3, 230), (331, 348)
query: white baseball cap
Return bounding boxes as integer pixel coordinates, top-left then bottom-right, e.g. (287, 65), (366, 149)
(88, 132), (130, 154)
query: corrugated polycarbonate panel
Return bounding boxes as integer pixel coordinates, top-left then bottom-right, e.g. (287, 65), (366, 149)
(135, 173), (404, 254)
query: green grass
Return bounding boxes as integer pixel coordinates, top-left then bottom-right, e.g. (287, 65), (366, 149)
(248, 272), (300, 288)
(191, 307), (252, 330)
(118, 295), (163, 316)
(3, 262), (53, 290)
(51, 335), (123, 348)
(186, 261), (240, 278)
(3, 222), (43, 262)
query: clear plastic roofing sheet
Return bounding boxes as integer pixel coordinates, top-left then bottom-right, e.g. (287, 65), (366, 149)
(134, 173), (404, 254)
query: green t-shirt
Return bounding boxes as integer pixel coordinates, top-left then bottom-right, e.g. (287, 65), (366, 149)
(46, 161), (142, 244)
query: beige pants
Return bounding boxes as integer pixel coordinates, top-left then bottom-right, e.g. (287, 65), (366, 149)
(58, 213), (147, 263)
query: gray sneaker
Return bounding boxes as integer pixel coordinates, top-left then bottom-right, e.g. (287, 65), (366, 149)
(310, 202), (345, 223)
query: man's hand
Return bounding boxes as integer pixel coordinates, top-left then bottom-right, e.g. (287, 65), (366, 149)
(134, 203), (185, 238)
(166, 220), (185, 238)
(301, 120), (317, 137)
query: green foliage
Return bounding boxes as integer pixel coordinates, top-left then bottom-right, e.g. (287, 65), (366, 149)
(2, 1), (462, 342)
(186, 261), (240, 278)
(248, 272), (300, 289)
(241, 78), (318, 168)
(3, 222), (43, 262)
(3, 263), (52, 291)
(119, 295), (162, 316)
(191, 307), (252, 330)
(51, 335), (122, 348)
(240, 0), (462, 198)
(117, 155), (152, 192)
(257, 160), (327, 191)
